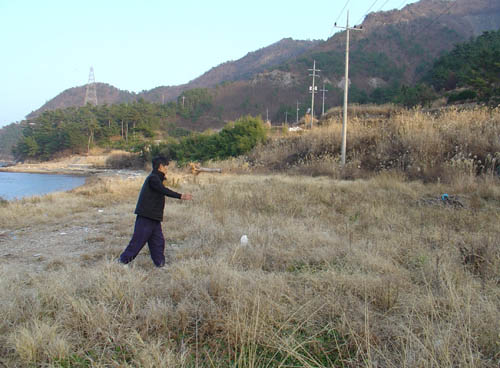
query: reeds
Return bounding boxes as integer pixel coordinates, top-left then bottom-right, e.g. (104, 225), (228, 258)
(251, 106), (500, 181)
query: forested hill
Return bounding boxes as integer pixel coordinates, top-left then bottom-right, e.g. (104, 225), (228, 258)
(272, 0), (500, 102)
(9, 28), (500, 162)
(25, 0), (500, 129)
(26, 38), (320, 120)
(142, 38), (322, 103)
(0, 123), (23, 160)
(26, 83), (136, 120)
(188, 0), (500, 124)
(426, 29), (500, 105)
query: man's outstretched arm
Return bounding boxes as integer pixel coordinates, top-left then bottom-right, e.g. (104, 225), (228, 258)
(149, 175), (192, 200)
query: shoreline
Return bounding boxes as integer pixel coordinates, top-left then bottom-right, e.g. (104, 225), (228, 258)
(0, 158), (147, 177)
(0, 165), (102, 176)
(0, 151), (142, 177)
(0, 166), (95, 176)
(0, 162), (147, 202)
(0, 165), (147, 180)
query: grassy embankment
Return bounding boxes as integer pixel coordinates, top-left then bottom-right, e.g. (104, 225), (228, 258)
(253, 106), (500, 181)
(0, 108), (499, 367)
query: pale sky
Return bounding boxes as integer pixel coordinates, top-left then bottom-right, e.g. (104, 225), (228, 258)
(0, 0), (417, 127)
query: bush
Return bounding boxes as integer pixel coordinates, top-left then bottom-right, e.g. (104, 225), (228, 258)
(447, 89), (477, 104)
(105, 152), (145, 169)
(152, 116), (268, 165)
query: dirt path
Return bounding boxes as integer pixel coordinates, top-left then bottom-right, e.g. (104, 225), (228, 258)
(0, 151), (203, 272)
(0, 209), (185, 272)
(0, 223), (109, 271)
(0, 203), (125, 271)
(0, 165), (153, 272)
(0, 169), (194, 273)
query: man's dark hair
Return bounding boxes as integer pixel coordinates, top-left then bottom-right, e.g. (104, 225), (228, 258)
(152, 156), (169, 171)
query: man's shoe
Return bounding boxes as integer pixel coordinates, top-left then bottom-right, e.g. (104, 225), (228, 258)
(116, 258), (129, 268)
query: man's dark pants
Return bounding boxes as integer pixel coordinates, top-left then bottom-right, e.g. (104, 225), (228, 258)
(119, 215), (165, 267)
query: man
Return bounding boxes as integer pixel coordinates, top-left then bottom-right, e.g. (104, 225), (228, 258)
(119, 156), (192, 267)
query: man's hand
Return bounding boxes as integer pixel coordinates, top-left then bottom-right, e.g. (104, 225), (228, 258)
(181, 193), (193, 200)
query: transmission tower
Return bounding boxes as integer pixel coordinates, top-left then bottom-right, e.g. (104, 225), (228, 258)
(84, 67), (98, 106)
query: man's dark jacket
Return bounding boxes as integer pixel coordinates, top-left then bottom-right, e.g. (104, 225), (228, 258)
(134, 170), (181, 221)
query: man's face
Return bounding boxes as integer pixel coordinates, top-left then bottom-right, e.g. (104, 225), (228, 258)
(158, 163), (168, 175)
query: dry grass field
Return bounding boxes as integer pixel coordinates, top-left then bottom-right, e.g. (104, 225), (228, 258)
(0, 108), (499, 367)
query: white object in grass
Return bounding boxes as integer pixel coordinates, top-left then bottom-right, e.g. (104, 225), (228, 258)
(240, 235), (248, 246)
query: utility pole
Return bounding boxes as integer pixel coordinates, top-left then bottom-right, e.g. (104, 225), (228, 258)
(266, 108), (269, 123)
(308, 60), (320, 129)
(320, 82), (328, 116)
(335, 11), (362, 165)
(296, 100), (300, 125)
(182, 95), (185, 108)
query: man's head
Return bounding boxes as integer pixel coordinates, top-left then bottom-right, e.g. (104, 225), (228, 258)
(152, 156), (169, 174)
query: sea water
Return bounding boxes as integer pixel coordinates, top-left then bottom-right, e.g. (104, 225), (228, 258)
(0, 172), (86, 200)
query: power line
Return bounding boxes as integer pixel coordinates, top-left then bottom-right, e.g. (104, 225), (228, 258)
(413, 0), (457, 38)
(397, 0), (408, 10)
(376, 0), (391, 12)
(425, 1), (457, 28)
(335, 0), (351, 24)
(330, 0), (351, 36)
(357, 0), (380, 25)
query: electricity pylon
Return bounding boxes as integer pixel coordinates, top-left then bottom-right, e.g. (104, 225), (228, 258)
(84, 67), (98, 106)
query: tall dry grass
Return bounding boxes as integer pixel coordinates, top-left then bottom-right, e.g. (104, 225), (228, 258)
(250, 107), (500, 181)
(0, 168), (499, 367)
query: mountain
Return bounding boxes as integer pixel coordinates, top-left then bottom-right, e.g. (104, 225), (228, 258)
(353, 0), (500, 38)
(25, 0), (500, 128)
(186, 0), (500, 126)
(319, 0), (500, 83)
(143, 38), (322, 103)
(273, 0), (500, 91)
(27, 38), (320, 120)
(26, 83), (136, 120)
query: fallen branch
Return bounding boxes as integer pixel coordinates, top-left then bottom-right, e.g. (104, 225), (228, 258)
(189, 163), (222, 175)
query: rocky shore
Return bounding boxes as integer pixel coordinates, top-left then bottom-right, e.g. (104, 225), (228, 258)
(0, 161), (14, 168)
(0, 152), (146, 177)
